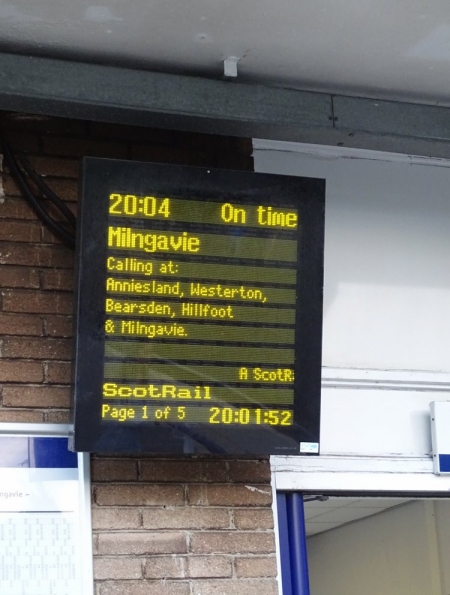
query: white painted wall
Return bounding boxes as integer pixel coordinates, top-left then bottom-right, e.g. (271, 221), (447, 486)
(254, 141), (450, 460)
(307, 500), (447, 595)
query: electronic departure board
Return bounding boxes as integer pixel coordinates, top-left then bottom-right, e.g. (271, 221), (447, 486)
(71, 158), (325, 455)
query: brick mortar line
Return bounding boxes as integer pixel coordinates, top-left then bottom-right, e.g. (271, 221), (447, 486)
(90, 484), (271, 488)
(91, 506), (272, 511)
(4, 288), (74, 292)
(92, 530), (275, 534)
(92, 554), (275, 559)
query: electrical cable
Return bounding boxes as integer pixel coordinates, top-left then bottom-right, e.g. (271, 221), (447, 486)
(17, 152), (77, 228)
(1, 139), (76, 249)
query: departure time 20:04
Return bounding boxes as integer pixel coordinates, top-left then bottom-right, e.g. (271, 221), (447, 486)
(109, 193), (170, 218)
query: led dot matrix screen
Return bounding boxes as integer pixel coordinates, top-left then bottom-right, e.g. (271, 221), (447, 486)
(71, 158), (325, 455)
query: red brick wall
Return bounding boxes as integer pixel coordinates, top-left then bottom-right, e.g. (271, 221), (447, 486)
(92, 457), (276, 595)
(0, 112), (278, 595)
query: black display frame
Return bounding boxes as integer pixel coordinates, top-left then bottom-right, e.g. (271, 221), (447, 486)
(71, 158), (325, 455)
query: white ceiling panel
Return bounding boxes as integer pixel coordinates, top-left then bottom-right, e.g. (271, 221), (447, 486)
(306, 522), (345, 536)
(1, 1), (450, 104)
(305, 497), (410, 535)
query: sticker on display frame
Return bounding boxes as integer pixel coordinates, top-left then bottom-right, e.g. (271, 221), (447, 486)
(71, 158), (325, 455)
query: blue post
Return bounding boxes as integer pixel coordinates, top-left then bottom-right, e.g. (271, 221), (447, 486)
(277, 493), (293, 595)
(285, 493), (310, 595)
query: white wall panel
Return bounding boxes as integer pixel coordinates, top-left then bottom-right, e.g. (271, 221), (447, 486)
(320, 385), (433, 455)
(255, 142), (450, 460)
(254, 143), (450, 372)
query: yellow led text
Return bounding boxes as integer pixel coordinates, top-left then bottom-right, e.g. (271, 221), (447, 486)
(106, 278), (182, 296)
(103, 383), (211, 400)
(105, 298), (174, 317)
(257, 206), (297, 228)
(108, 227), (200, 253)
(180, 302), (233, 319)
(102, 404), (136, 422)
(190, 282), (266, 302)
(107, 257), (153, 276)
(105, 319), (186, 339)
(220, 203), (298, 228)
(238, 367), (294, 381)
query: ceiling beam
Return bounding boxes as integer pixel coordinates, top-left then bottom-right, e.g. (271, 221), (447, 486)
(0, 52), (333, 138)
(1, 52), (450, 157)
